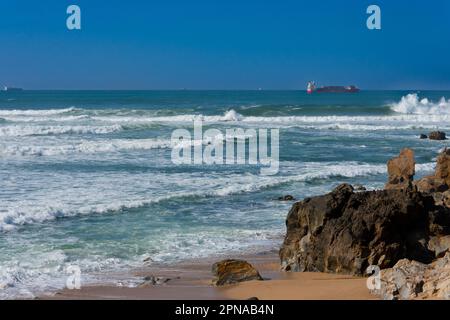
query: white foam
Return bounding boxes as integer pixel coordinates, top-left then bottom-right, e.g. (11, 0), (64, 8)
(286, 123), (449, 131)
(3, 107), (450, 130)
(0, 124), (123, 137)
(0, 161), (391, 232)
(1, 160), (438, 233)
(91, 110), (450, 128)
(391, 93), (450, 115)
(0, 138), (171, 157)
(0, 115), (90, 123)
(222, 109), (243, 121)
(416, 162), (436, 172)
(0, 107), (77, 116)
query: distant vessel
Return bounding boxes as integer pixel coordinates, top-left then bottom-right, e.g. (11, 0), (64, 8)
(307, 82), (359, 93)
(3, 86), (24, 92)
(307, 81), (316, 94)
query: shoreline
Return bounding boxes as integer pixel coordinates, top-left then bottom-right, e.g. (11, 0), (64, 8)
(40, 249), (374, 300)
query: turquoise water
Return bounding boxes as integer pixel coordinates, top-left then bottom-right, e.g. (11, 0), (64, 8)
(1, 90), (450, 298)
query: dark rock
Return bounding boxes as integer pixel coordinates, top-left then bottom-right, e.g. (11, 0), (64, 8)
(278, 195), (296, 201)
(279, 183), (449, 275)
(138, 275), (171, 287)
(247, 297), (259, 300)
(419, 134), (428, 139)
(429, 131), (446, 140)
(385, 148), (415, 190)
(212, 259), (263, 286)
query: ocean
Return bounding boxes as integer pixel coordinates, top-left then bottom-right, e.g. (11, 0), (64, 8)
(0, 90), (449, 299)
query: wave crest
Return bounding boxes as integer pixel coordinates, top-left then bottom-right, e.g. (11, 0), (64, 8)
(0, 125), (123, 137)
(391, 93), (450, 115)
(0, 107), (78, 116)
(0, 138), (171, 157)
(0, 161), (409, 232)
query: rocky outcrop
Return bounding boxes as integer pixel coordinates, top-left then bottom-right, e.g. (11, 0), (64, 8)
(419, 134), (428, 139)
(429, 131), (447, 140)
(435, 149), (450, 185)
(138, 275), (171, 287)
(374, 252), (450, 300)
(415, 149), (450, 194)
(385, 148), (415, 190)
(278, 195), (296, 201)
(415, 176), (447, 193)
(354, 184), (367, 191)
(279, 183), (449, 276)
(212, 259), (263, 286)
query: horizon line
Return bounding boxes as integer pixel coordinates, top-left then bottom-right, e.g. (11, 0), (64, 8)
(2, 88), (450, 92)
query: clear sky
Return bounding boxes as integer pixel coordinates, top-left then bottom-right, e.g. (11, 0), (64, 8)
(1, 0), (449, 90)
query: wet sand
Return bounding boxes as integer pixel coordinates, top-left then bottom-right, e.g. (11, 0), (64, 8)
(41, 251), (375, 300)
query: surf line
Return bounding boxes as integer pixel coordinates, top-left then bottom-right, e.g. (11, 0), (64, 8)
(170, 119), (279, 175)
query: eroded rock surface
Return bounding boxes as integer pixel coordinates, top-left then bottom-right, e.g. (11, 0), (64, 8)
(279, 184), (447, 275)
(385, 148), (415, 190)
(374, 252), (450, 300)
(415, 149), (450, 194)
(212, 259), (263, 286)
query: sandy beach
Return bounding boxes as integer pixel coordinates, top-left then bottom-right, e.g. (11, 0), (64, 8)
(42, 251), (374, 300)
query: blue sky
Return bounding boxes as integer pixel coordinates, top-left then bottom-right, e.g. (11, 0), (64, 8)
(1, 0), (449, 90)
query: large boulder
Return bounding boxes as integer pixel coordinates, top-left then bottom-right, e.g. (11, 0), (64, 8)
(385, 148), (415, 190)
(374, 252), (450, 300)
(212, 259), (263, 286)
(279, 184), (449, 276)
(278, 195), (296, 201)
(429, 131), (447, 140)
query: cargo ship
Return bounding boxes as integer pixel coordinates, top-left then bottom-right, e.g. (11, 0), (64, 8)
(307, 82), (359, 93)
(3, 86), (24, 92)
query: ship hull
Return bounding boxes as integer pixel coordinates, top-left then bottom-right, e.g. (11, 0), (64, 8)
(315, 86), (359, 93)
(3, 88), (23, 92)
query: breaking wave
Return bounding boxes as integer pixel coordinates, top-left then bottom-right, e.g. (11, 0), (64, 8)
(390, 93), (450, 115)
(0, 160), (425, 232)
(0, 124), (123, 137)
(0, 138), (172, 157)
(3, 107), (450, 128)
(0, 107), (78, 116)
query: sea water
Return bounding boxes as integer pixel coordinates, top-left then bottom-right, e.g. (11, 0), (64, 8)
(0, 90), (449, 298)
